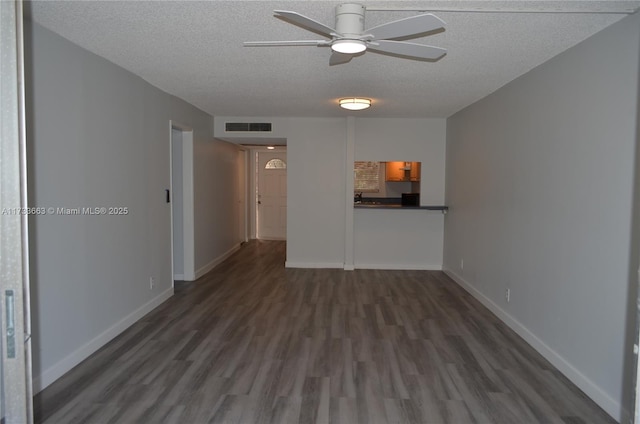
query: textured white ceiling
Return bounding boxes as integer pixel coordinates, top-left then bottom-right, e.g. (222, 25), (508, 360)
(27, 1), (639, 118)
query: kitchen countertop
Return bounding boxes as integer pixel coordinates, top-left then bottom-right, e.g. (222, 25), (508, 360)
(353, 197), (447, 211)
(354, 203), (448, 211)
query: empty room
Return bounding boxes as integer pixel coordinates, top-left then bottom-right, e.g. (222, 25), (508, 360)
(1, 0), (639, 423)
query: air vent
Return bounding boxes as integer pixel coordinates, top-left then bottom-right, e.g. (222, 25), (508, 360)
(225, 122), (272, 132)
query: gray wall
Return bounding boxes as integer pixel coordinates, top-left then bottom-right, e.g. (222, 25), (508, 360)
(171, 129), (184, 276)
(627, 24), (640, 421)
(25, 21), (241, 390)
(443, 13), (640, 421)
(194, 137), (242, 272)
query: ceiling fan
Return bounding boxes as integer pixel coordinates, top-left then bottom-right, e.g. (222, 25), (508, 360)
(244, 3), (447, 65)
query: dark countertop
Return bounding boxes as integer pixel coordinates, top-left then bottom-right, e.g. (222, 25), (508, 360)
(354, 197), (448, 211)
(354, 204), (448, 211)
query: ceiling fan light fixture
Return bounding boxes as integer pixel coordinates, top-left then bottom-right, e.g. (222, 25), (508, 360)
(339, 97), (371, 111)
(331, 39), (366, 54)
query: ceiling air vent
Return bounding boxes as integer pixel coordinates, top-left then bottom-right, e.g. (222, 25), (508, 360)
(225, 122), (272, 132)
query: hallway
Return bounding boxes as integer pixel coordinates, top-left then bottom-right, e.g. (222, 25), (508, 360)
(34, 240), (614, 423)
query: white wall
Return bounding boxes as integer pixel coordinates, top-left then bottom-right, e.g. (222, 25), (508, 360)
(213, 116), (290, 140)
(25, 22), (240, 391)
(354, 118), (446, 269)
(354, 209), (445, 269)
(286, 118), (347, 268)
(443, 13), (640, 421)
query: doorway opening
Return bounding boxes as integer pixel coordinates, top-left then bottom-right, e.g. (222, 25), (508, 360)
(255, 149), (287, 240)
(170, 123), (195, 282)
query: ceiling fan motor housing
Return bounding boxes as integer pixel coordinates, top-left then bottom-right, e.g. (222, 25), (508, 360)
(335, 3), (365, 37)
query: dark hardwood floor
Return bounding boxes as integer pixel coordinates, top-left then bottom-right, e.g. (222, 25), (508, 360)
(34, 240), (615, 423)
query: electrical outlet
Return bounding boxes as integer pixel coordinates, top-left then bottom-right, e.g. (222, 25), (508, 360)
(149, 277), (155, 290)
(505, 288), (511, 303)
(460, 259), (464, 270)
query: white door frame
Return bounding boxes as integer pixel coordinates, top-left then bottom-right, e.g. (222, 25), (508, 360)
(1, 0), (33, 421)
(248, 148), (262, 240)
(251, 148), (287, 240)
(169, 122), (195, 282)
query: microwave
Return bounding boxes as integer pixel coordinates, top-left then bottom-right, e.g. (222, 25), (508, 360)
(401, 193), (420, 206)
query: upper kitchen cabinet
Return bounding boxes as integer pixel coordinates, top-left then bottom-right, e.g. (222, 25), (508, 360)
(385, 161), (421, 182)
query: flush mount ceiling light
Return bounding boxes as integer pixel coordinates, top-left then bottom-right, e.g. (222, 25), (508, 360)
(339, 97), (371, 111)
(331, 39), (366, 54)
(267, 146), (275, 150)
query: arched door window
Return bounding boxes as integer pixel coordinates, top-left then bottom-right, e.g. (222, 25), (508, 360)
(265, 158), (286, 169)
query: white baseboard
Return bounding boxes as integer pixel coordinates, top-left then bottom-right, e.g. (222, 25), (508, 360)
(443, 268), (622, 422)
(355, 263), (442, 271)
(285, 261), (345, 269)
(173, 273), (184, 281)
(286, 262), (442, 271)
(194, 243), (241, 279)
(32, 287), (173, 393)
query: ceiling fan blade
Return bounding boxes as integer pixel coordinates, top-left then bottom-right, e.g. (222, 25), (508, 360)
(274, 10), (337, 38)
(244, 40), (329, 47)
(368, 40), (446, 60)
(329, 52), (353, 66)
(366, 14), (445, 40)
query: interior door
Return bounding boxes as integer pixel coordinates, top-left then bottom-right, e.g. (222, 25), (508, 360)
(257, 151), (287, 240)
(0, 0), (33, 422)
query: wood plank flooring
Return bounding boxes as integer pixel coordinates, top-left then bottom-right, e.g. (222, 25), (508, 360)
(34, 240), (616, 423)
